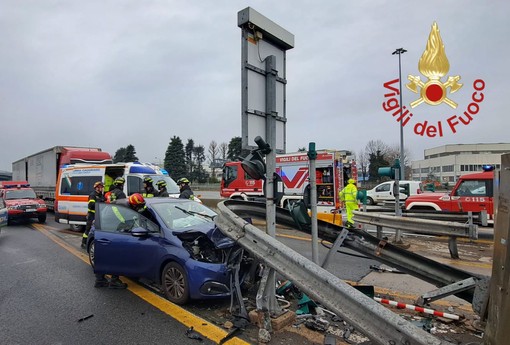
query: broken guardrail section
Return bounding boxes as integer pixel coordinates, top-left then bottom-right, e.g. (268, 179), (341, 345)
(215, 200), (452, 345)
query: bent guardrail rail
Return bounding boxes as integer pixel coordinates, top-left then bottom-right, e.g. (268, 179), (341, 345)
(216, 200), (453, 345)
(217, 200), (490, 314)
(352, 210), (478, 259)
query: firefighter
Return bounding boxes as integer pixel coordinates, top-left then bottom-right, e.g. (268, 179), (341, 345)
(127, 193), (156, 223)
(108, 177), (127, 202)
(339, 178), (359, 228)
(142, 177), (158, 198)
(156, 180), (169, 197)
(81, 181), (105, 249)
(177, 177), (194, 200)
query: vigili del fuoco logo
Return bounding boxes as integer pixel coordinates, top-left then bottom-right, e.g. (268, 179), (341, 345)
(382, 22), (486, 137)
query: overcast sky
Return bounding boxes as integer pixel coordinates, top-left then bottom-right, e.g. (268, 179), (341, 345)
(1, 1), (508, 172)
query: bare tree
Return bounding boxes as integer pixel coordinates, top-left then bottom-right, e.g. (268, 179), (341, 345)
(208, 140), (219, 182)
(365, 140), (390, 157)
(219, 142), (228, 161)
(386, 144), (413, 179)
(357, 149), (369, 186)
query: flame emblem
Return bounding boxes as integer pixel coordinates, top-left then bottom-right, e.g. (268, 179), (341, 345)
(406, 22), (462, 108)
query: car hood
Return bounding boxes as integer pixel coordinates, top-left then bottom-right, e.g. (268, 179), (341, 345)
(173, 223), (235, 249)
(405, 192), (448, 202)
(5, 199), (45, 207)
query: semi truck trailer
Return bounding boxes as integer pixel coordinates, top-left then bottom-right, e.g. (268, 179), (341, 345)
(12, 146), (112, 210)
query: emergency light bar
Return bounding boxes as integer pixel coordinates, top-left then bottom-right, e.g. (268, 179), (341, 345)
(482, 165), (495, 172)
(0, 181), (31, 189)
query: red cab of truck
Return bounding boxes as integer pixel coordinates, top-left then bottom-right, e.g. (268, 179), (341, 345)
(405, 167), (495, 223)
(0, 181), (47, 224)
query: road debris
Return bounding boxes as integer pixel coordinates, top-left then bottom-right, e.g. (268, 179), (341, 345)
(369, 264), (405, 274)
(77, 314), (94, 322)
(374, 297), (462, 320)
(185, 326), (203, 342)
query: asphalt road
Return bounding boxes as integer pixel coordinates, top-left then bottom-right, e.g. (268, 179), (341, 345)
(1, 208), (492, 345)
(0, 224), (217, 345)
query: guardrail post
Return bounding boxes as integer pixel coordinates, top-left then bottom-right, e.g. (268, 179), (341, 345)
(321, 229), (349, 270)
(480, 210), (488, 227)
(376, 225), (383, 239)
(448, 236), (459, 259)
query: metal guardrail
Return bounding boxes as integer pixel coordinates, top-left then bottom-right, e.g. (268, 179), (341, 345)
(352, 211), (478, 259)
(216, 200), (452, 345)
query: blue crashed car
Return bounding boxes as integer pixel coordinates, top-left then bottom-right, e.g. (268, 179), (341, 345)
(87, 198), (251, 304)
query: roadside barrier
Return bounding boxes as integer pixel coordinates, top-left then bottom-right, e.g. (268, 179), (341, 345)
(352, 211), (478, 259)
(215, 200), (453, 345)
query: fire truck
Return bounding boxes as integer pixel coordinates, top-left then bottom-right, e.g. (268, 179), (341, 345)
(405, 165), (495, 225)
(221, 150), (356, 225)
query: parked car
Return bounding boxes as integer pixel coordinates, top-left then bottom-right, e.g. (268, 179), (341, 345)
(0, 198), (7, 232)
(0, 181), (47, 224)
(87, 198), (253, 305)
(365, 180), (423, 205)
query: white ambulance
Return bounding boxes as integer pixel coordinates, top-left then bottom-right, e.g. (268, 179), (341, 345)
(54, 162), (179, 231)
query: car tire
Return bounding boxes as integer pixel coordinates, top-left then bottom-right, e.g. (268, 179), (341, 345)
(88, 240), (95, 268)
(366, 197), (375, 205)
(38, 214), (47, 223)
(161, 262), (189, 305)
(70, 224), (84, 232)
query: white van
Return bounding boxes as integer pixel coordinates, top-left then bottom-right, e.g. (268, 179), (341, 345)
(54, 162), (180, 230)
(365, 180), (423, 205)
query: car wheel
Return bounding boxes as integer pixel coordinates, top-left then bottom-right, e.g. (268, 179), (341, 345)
(70, 224), (84, 232)
(38, 214), (47, 223)
(88, 240), (95, 268)
(366, 197), (375, 205)
(161, 262), (189, 305)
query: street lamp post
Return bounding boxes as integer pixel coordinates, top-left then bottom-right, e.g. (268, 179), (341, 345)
(392, 47), (407, 180)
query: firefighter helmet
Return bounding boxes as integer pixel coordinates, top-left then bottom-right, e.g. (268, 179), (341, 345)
(156, 180), (167, 188)
(93, 181), (104, 188)
(113, 177), (125, 185)
(177, 177), (190, 185)
(143, 177), (154, 184)
(128, 193), (145, 207)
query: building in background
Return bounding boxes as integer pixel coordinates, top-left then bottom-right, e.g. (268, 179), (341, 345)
(0, 170), (12, 181)
(411, 143), (510, 185)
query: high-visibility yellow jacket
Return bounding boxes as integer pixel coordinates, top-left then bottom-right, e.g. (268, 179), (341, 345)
(339, 183), (358, 204)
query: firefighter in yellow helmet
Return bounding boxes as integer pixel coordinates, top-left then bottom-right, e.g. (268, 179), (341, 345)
(339, 178), (358, 228)
(142, 177), (158, 198)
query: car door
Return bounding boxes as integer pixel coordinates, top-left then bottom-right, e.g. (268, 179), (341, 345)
(374, 182), (393, 203)
(450, 178), (492, 214)
(0, 198), (7, 229)
(93, 203), (162, 279)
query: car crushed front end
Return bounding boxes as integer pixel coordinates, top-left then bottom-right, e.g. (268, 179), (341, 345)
(174, 225), (252, 300)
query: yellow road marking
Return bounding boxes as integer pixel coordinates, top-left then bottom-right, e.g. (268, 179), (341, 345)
(31, 223), (249, 345)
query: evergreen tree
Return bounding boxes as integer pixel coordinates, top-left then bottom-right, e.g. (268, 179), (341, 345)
(164, 136), (187, 181)
(113, 147), (127, 163)
(123, 144), (139, 162)
(227, 137), (243, 161)
(368, 150), (389, 182)
(185, 139), (195, 177)
(191, 145), (208, 183)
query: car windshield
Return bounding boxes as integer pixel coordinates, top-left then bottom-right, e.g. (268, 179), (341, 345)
(148, 175), (180, 194)
(151, 201), (217, 230)
(5, 189), (37, 200)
